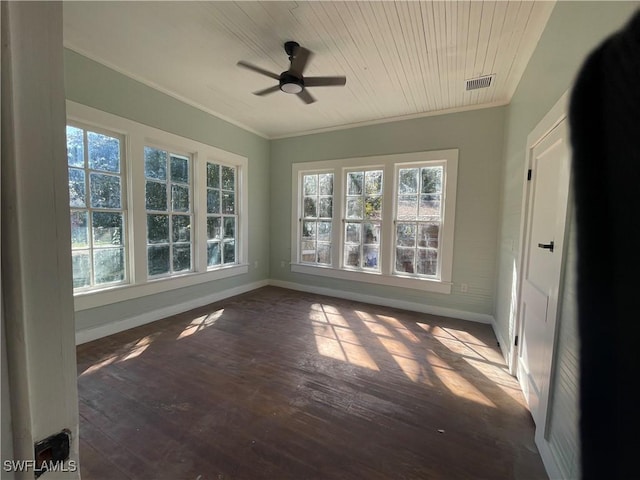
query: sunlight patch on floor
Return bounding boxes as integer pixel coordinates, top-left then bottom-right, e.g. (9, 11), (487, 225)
(80, 355), (119, 377)
(177, 309), (224, 340)
(119, 335), (154, 361)
(431, 363), (497, 408)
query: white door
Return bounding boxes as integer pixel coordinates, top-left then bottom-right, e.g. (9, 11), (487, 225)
(517, 118), (571, 429)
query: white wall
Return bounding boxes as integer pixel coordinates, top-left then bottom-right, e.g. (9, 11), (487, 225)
(270, 106), (506, 319)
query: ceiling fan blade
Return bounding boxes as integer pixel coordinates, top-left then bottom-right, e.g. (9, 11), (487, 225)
(253, 85), (281, 96)
(296, 89), (316, 105)
(305, 76), (347, 87)
(290, 46), (312, 76)
(237, 61), (280, 80)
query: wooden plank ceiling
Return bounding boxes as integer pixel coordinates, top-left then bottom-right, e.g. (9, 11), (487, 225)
(63, 1), (555, 139)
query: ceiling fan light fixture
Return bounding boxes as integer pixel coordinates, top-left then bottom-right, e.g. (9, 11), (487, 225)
(279, 72), (304, 94)
(280, 81), (303, 94)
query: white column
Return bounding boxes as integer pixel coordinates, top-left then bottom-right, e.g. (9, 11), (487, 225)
(1, 2), (80, 478)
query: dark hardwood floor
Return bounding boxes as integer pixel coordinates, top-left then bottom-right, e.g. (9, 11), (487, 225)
(76, 286), (547, 480)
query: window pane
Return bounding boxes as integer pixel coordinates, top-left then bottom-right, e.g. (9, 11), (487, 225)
(207, 163), (220, 188)
(173, 245), (191, 272)
(72, 251), (91, 288)
(419, 194), (441, 219)
(66, 126), (84, 167)
(319, 173), (333, 195)
(88, 131), (120, 173)
(222, 166), (235, 190)
(148, 245), (170, 276)
(90, 173), (121, 209)
(172, 184), (190, 212)
(317, 244), (331, 264)
(363, 223), (380, 245)
(92, 212), (123, 246)
(302, 221), (316, 239)
(346, 197), (363, 219)
(301, 241), (316, 263)
(397, 195), (417, 220)
(416, 249), (438, 276)
(304, 197), (317, 217)
(223, 241), (235, 264)
(94, 248), (124, 284)
(69, 168), (86, 208)
(223, 217), (235, 239)
(418, 223), (439, 248)
(222, 192), (235, 214)
(71, 211), (89, 248)
(318, 197), (332, 218)
(422, 167), (443, 194)
(172, 215), (191, 242)
(207, 242), (221, 266)
(317, 221), (331, 242)
(396, 223), (416, 247)
(207, 189), (220, 214)
(304, 174), (317, 195)
(365, 170), (383, 195)
(363, 245), (379, 269)
(345, 223), (360, 243)
(147, 214), (169, 244)
(398, 168), (418, 194)
(396, 248), (415, 273)
(347, 172), (363, 195)
(146, 181), (167, 211)
(364, 196), (382, 219)
(207, 216), (221, 240)
(145, 147), (167, 180)
(170, 155), (189, 184)
(344, 245), (360, 268)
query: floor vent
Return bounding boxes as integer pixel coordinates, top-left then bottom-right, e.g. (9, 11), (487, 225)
(466, 74), (495, 91)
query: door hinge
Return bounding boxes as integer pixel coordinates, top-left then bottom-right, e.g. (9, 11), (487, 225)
(514, 335), (519, 347)
(527, 169), (532, 181)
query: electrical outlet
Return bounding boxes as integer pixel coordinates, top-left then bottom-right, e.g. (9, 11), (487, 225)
(461, 283), (468, 293)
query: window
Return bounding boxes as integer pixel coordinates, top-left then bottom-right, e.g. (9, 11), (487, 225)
(291, 150), (458, 294)
(144, 147), (193, 277)
(300, 172), (333, 265)
(67, 124), (127, 290)
(344, 169), (382, 270)
(395, 164), (443, 277)
(206, 162), (237, 267)
(66, 101), (249, 310)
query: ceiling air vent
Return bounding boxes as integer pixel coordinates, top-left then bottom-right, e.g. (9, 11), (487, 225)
(466, 74), (495, 91)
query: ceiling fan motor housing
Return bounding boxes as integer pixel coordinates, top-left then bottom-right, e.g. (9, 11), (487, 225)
(279, 72), (304, 94)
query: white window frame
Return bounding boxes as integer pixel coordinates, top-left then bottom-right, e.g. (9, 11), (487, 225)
(67, 101), (249, 311)
(144, 146), (194, 278)
(67, 122), (129, 291)
(291, 150), (458, 294)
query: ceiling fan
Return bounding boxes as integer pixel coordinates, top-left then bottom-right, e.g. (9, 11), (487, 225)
(237, 41), (346, 104)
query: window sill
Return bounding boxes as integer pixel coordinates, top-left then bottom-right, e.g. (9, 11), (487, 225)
(74, 263), (249, 311)
(290, 263), (452, 294)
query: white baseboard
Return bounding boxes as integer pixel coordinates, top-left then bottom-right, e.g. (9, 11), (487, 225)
(536, 429), (567, 480)
(75, 280), (269, 344)
(269, 279), (495, 324)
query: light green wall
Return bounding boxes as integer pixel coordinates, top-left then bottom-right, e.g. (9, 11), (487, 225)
(494, 2), (639, 477)
(270, 107), (506, 315)
(64, 49), (271, 332)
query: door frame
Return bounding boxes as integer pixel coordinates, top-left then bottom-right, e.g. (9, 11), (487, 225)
(511, 90), (569, 374)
